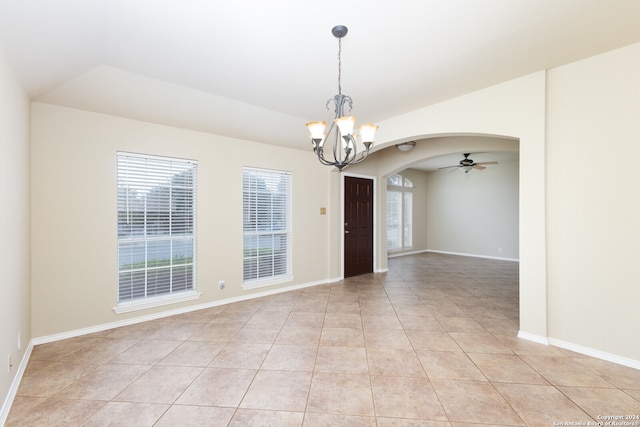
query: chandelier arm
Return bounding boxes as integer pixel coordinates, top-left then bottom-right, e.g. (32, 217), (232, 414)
(344, 135), (357, 165)
(316, 149), (346, 169)
(344, 96), (353, 113)
(314, 121), (341, 168)
(350, 150), (370, 165)
(315, 152), (337, 167)
(325, 98), (334, 111)
(316, 146), (369, 170)
(346, 139), (371, 167)
(322, 120), (338, 165)
(324, 119), (337, 140)
(332, 130), (344, 166)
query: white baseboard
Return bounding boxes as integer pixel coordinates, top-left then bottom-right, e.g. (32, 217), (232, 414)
(387, 249), (429, 259)
(0, 342), (33, 426)
(517, 330), (550, 345)
(518, 331), (640, 370)
(548, 338), (640, 370)
(32, 277), (339, 346)
(426, 249), (519, 262)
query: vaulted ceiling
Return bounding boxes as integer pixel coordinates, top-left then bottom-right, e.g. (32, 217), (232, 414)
(2, 0), (640, 150)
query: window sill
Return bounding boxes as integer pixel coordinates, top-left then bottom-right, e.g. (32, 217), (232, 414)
(113, 290), (201, 314)
(242, 275), (294, 291)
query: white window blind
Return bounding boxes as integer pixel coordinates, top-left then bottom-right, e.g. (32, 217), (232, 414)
(117, 152), (197, 304)
(242, 167), (292, 288)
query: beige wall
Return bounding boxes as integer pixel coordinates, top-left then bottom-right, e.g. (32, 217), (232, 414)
(349, 72), (547, 339)
(425, 157), (519, 260)
(0, 43), (31, 418)
(348, 43), (640, 364)
(546, 42), (640, 362)
(30, 103), (333, 337)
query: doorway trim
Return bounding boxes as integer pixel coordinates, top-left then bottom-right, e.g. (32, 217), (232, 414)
(341, 172), (377, 279)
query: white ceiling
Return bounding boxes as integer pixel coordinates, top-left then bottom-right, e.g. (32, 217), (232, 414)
(2, 0), (640, 150)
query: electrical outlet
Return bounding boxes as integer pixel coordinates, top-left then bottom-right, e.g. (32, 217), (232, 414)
(218, 280), (225, 290)
(7, 354), (12, 374)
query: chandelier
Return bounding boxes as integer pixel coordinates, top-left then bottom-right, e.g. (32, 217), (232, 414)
(306, 25), (378, 171)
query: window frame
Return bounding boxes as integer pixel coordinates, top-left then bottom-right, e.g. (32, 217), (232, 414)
(386, 174), (414, 252)
(115, 152), (200, 313)
(242, 167), (293, 290)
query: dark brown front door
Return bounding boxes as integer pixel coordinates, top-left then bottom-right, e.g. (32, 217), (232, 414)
(344, 176), (374, 278)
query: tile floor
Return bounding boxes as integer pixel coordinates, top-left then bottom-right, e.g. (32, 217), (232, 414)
(6, 253), (640, 426)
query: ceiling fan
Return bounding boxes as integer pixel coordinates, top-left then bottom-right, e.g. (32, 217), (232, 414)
(438, 153), (498, 173)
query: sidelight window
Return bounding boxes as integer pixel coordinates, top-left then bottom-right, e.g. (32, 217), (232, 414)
(387, 174), (413, 251)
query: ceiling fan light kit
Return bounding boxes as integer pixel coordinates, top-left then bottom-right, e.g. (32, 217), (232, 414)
(439, 153), (498, 173)
(305, 25), (378, 171)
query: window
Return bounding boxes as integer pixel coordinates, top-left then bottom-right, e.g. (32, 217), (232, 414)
(117, 152), (197, 309)
(243, 167), (292, 289)
(403, 191), (413, 248)
(387, 190), (402, 250)
(386, 174), (413, 251)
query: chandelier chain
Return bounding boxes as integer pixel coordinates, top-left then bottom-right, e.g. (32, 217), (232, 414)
(337, 37), (342, 95)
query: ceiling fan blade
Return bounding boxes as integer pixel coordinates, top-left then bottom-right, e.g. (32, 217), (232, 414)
(475, 161), (498, 165)
(438, 165), (460, 170)
(473, 165), (486, 170)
